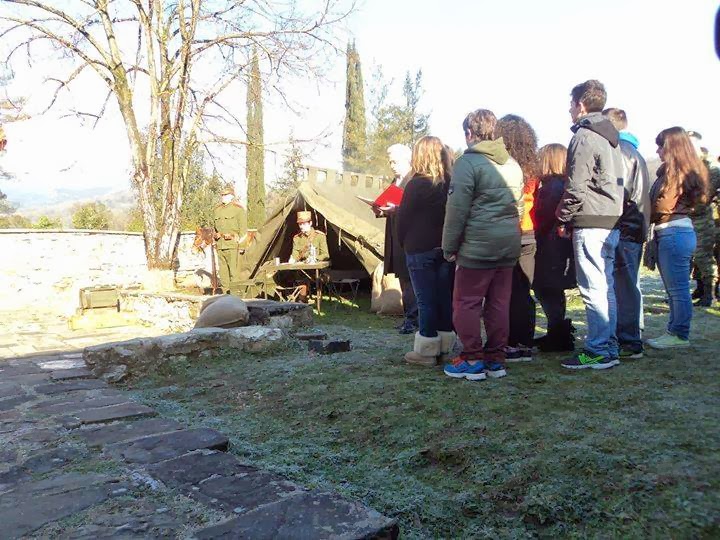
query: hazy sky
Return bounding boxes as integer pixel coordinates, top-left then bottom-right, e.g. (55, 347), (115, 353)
(1, 0), (718, 204)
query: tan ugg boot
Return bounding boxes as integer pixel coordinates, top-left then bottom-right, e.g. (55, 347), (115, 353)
(404, 332), (441, 366)
(437, 331), (457, 363)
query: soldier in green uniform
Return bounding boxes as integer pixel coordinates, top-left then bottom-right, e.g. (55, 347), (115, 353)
(289, 211), (329, 263)
(213, 185), (247, 293)
(287, 211), (329, 302)
(688, 132), (720, 306)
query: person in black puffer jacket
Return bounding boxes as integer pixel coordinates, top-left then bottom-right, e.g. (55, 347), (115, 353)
(533, 144), (576, 352)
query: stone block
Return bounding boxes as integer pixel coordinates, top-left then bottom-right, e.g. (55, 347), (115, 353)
(50, 368), (93, 381)
(0, 382), (24, 399)
(308, 339), (352, 355)
(0, 395), (34, 412)
(149, 451), (257, 487)
(225, 326), (284, 352)
(194, 491), (399, 540)
(32, 393), (129, 415)
(294, 330), (329, 341)
(106, 428), (229, 464)
(34, 379), (108, 395)
(193, 472), (301, 514)
(79, 417), (184, 448)
(73, 403), (157, 425)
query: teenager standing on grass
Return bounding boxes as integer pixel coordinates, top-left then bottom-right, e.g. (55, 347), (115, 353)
(396, 136), (455, 366)
(533, 144), (577, 352)
(442, 109), (523, 381)
(555, 79), (625, 370)
(495, 115), (540, 363)
(646, 127), (710, 349)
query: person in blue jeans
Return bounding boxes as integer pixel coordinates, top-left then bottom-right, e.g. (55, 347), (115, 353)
(646, 127), (711, 349)
(603, 108), (651, 359)
(555, 80), (625, 370)
(396, 136), (455, 366)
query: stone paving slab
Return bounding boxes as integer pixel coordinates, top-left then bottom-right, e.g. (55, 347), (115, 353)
(31, 395), (131, 415)
(193, 471), (302, 513)
(73, 403), (157, 425)
(34, 379), (109, 395)
(106, 428), (229, 464)
(149, 451), (257, 487)
(79, 417), (184, 448)
(1, 372), (52, 386)
(50, 367), (93, 381)
(0, 395), (34, 412)
(194, 491), (399, 540)
(0, 382), (24, 399)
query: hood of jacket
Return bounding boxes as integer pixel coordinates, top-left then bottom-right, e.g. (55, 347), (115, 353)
(619, 131), (639, 149)
(465, 137), (510, 165)
(572, 112), (619, 148)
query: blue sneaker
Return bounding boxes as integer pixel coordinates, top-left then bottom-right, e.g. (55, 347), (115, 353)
(443, 358), (487, 381)
(484, 361), (507, 378)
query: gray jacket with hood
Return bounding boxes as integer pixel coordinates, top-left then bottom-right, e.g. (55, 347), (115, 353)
(556, 112), (625, 229)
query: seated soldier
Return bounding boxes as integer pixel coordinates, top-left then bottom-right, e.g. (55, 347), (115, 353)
(289, 211), (329, 263)
(288, 210), (329, 302)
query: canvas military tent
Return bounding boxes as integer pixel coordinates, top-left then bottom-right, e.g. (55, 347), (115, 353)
(243, 178), (387, 281)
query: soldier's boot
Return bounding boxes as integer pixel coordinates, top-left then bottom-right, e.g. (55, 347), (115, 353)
(404, 333), (441, 367)
(694, 279), (714, 307)
(437, 331), (457, 364)
(691, 279), (704, 300)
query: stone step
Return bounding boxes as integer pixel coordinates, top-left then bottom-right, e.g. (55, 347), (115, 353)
(50, 368), (93, 381)
(34, 379), (109, 395)
(79, 417), (184, 448)
(193, 491), (399, 540)
(73, 403), (157, 425)
(106, 428), (229, 464)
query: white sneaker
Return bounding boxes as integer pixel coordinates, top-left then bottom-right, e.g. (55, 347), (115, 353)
(646, 333), (690, 350)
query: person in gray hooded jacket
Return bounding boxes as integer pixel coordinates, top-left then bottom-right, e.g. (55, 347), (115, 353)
(556, 80), (625, 370)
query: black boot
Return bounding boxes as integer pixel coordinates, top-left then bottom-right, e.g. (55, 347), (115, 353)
(715, 280), (720, 301)
(692, 279), (705, 300)
(694, 280), (714, 307)
(536, 319), (575, 352)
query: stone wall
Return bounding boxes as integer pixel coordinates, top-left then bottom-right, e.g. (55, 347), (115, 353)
(0, 230), (206, 314)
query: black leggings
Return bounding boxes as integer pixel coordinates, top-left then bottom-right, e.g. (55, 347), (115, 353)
(508, 243), (536, 347)
(533, 287), (567, 331)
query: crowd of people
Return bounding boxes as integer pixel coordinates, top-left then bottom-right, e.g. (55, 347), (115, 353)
(383, 79), (719, 380)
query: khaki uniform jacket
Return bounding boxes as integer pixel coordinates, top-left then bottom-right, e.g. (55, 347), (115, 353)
(213, 202), (247, 250)
(292, 230), (329, 262)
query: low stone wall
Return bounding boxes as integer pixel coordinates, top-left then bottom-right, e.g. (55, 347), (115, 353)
(84, 326), (286, 382)
(0, 229), (206, 313)
(118, 291), (313, 333)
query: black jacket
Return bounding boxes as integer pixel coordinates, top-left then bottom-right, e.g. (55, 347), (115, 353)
(617, 138), (651, 243)
(397, 174), (449, 254)
(556, 113), (625, 229)
(534, 174), (576, 290)
(382, 174), (411, 279)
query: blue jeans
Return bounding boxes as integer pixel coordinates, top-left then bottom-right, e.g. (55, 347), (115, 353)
(656, 227), (696, 340)
(406, 248), (454, 338)
(573, 228), (620, 358)
(614, 239), (643, 352)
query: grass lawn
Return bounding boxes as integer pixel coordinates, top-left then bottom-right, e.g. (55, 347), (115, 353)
(126, 273), (720, 538)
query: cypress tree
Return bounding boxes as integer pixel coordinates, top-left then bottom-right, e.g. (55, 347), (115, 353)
(342, 41), (367, 172)
(246, 50), (265, 228)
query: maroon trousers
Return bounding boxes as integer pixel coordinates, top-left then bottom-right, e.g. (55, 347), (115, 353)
(453, 265), (513, 363)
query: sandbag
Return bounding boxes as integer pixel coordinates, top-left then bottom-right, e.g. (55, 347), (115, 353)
(377, 272), (404, 316)
(194, 295), (250, 328)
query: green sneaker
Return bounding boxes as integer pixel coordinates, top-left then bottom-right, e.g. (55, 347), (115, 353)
(619, 347), (644, 359)
(561, 351), (617, 370)
(646, 333), (690, 350)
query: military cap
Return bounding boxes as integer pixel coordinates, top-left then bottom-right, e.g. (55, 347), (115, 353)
(296, 210), (312, 223)
(221, 185), (235, 196)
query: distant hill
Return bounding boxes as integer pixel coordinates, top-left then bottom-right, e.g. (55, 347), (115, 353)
(1, 185), (135, 224)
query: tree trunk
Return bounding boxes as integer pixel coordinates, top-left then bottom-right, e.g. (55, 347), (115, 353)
(135, 167), (180, 272)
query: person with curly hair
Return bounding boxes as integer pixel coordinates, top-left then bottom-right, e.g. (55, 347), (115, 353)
(495, 115), (539, 362)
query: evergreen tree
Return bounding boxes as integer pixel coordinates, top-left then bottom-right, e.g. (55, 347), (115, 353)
(246, 50), (266, 228)
(342, 42), (367, 172)
(275, 133), (306, 196)
(71, 202), (111, 229)
(403, 70), (430, 145)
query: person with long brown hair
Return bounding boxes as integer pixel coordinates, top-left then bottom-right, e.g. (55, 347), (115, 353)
(646, 127), (710, 349)
(396, 136), (455, 365)
(495, 114), (539, 362)
(533, 144), (577, 352)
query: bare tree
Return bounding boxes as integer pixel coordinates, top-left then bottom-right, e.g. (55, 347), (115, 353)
(1, 0), (353, 270)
